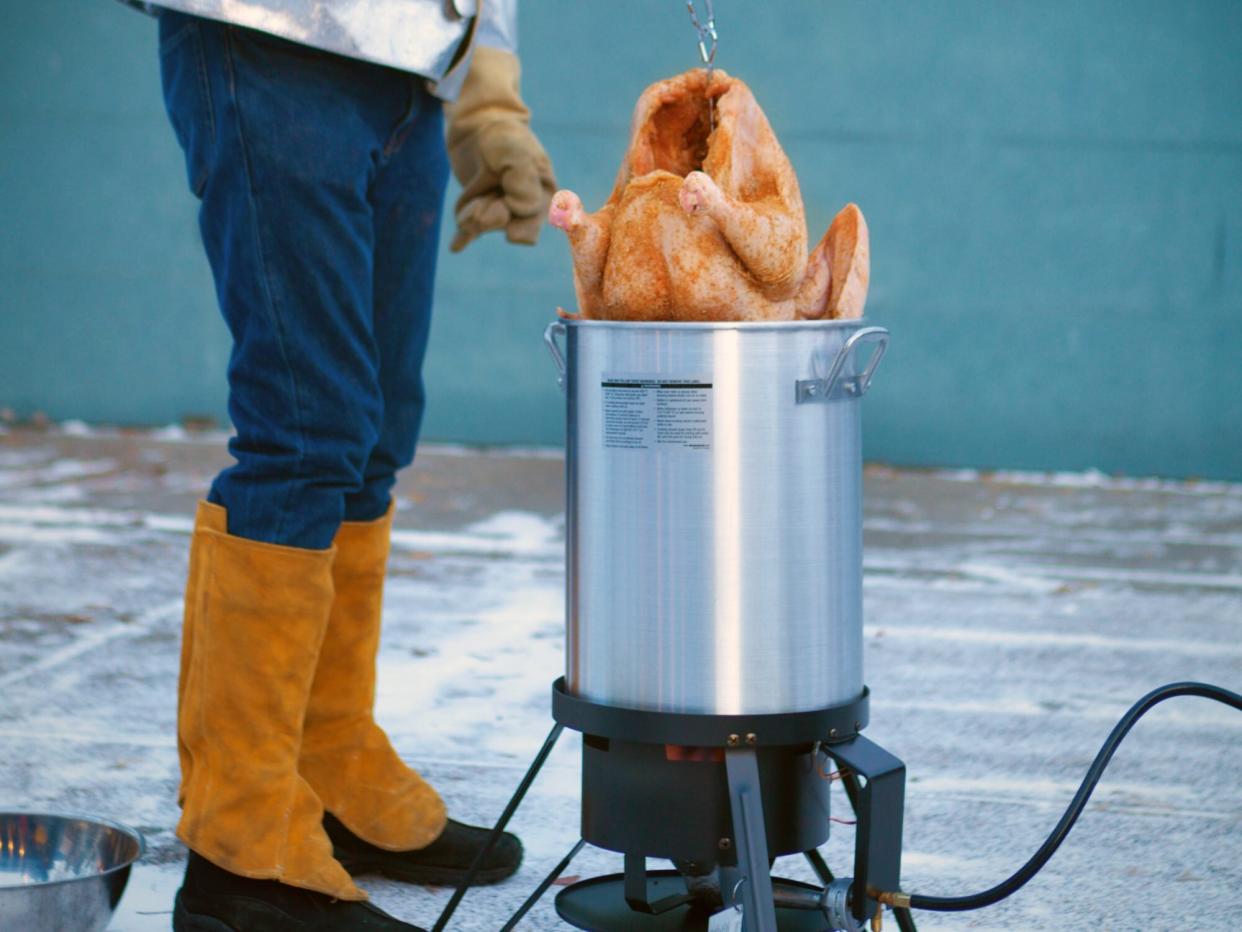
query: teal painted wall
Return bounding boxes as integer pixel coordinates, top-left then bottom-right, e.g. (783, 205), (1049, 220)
(2, 1), (1240, 478)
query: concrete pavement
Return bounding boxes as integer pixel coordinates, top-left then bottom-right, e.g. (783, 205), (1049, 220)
(0, 425), (1239, 930)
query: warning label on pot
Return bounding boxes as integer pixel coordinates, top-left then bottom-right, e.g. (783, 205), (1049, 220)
(601, 375), (712, 451)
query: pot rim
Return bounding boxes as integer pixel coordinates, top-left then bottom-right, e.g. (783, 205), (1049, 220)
(559, 316), (872, 332)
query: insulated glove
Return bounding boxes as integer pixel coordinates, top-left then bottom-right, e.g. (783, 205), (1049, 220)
(444, 46), (556, 252)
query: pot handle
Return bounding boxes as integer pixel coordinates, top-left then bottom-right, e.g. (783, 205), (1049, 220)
(796, 326), (889, 403)
(544, 321), (567, 391)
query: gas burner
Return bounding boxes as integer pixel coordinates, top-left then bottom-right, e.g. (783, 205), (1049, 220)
(436, 679), (903, 932)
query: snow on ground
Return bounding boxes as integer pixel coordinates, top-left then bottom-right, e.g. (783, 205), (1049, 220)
(0, 429), (1239, 930)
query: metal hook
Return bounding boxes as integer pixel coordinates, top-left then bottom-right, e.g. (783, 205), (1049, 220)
(685, 0), (719, 131)
(686, 0), (718, 69)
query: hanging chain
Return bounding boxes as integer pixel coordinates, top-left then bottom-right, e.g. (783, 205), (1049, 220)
(686, 0), (719, 130)
(686, 0), (718, 76)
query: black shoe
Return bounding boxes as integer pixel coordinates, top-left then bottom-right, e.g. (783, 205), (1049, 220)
(324, 812), (523, 887)
(173, 851), (425, 931)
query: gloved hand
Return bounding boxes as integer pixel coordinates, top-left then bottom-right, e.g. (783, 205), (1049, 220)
(444, 46), (556, 252)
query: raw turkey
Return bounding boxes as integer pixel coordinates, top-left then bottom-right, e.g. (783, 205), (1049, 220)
(549, 69), (869, 322)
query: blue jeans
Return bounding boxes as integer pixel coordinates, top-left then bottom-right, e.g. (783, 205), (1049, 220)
(158, 11), (449, 549)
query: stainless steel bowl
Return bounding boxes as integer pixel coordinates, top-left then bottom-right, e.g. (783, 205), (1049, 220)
(0, 812), (144, 932)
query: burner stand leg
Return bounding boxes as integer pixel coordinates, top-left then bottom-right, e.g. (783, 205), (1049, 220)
(499, 838), (586, 932)
(893, 906), (919, 932)
(624, 852), (695, 914)
(432, 723), (565, 932)
(838, 772), (918, 932)
(724, 747), (779, 932)
(803, 848), (834, 885)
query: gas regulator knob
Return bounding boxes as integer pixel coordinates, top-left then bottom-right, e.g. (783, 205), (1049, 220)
(821, 878), (867, 932)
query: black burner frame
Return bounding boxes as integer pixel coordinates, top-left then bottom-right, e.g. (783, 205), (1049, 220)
(432, 678), (906, 932)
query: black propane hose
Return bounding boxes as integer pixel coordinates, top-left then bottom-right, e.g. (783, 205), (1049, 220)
(880, 681), (1242, 914)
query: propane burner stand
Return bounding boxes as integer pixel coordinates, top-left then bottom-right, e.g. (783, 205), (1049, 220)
(433, 318), (907, 932)
(434, 679), (905, 932)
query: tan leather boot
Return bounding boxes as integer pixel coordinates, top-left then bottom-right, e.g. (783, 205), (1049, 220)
(176, 501), (220, 807)
(299, 505), (447, 851)
(176, 501), (363, 900)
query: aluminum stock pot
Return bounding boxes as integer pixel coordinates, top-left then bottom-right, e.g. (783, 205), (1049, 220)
(545, 318), (888, 716)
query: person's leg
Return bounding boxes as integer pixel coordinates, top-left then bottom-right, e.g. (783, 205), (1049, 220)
(160, 11), (428, 929)
(301, 82), (523, 884)
(186, 20), (401, 549)
(303, 81), (449, 842)
(343, 80), (449, 523)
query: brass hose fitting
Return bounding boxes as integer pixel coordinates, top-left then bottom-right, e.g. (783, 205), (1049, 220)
(876, 890), (912, 909)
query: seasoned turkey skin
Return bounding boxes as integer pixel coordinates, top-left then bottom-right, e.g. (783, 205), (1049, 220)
(549, 69), (869, 322)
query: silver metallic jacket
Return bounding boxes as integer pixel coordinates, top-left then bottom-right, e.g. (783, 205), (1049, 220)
(126, 0), (518, 98)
